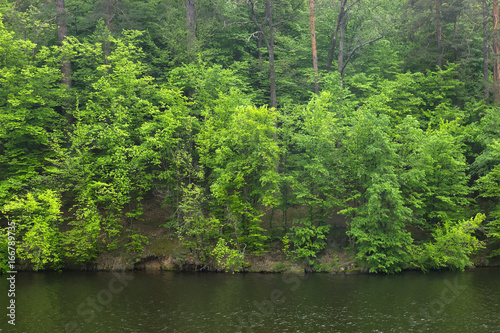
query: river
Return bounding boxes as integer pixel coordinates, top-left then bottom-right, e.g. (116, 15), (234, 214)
(1, 268), (499, 332)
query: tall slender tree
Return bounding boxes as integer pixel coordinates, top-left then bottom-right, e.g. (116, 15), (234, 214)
(309, 0), (319, 93)
(326, 0), (347, 73)
(247, 0), (277, 108)
(435, 0), (443, 69)
(55, 0), (72, 124)
(186, 0), (196, 58)
(337, 6), (346, 84)
(56, 0), (71, 88)
(484, 0), (490, 102)
(326, 0), (383, 86)
(265, 0), (276, 108)
(104, 0), (113, 64)
(494, 0), (500, 102)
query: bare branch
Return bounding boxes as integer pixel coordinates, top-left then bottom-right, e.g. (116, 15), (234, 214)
(13, 0), (21, 11)
(246, 0), (270, 49)
(341, 35), (383, 75)
(247, 30), (261, 42)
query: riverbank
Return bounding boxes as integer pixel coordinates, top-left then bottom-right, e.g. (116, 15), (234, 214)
(14, 227), (500, 274)
(11, 222), (367, 274)
(88, 232), (365, 274)
(14, 250), (500, 274)
(10, 202), (500, 274)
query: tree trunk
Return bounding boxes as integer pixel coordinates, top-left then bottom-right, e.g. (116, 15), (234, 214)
(435, 0), (443, 69)
(266, 0), (277, 108)
(106, 0), (113, 31)
(484, 0), (490, 102)
(494, 0), (500, 102)
(309, 0), (319, 93)
(338, 12), (346, 87)
(104, 0), (113, 65)
(56, 0), (71, 88)
(326, 0), (347, 73)
(257, 34), (263, 66)
(247, 0), (277, 108)
(56, 0), (72, 124)
(186, 0), (196, 58)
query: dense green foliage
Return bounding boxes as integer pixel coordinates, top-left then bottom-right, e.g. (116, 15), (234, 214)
(409, 214), (485, 272)
(1, 0), (498, 274)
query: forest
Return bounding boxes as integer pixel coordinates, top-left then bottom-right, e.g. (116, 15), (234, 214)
(0, 0), (499, 274)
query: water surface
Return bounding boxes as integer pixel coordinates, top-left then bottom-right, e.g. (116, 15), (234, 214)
(1, 268), (499, 332)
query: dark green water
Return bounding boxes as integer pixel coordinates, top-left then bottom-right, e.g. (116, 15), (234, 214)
(1, 268), (499, 332)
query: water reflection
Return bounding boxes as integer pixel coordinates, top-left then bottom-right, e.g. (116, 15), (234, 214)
(1, 268), (499, 332)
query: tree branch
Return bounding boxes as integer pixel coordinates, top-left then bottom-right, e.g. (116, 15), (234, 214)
(326, 1), (347, 72)
(340, 36), (383, 75)
(345, 0), (361, 15)
(246, 0), (270, 49)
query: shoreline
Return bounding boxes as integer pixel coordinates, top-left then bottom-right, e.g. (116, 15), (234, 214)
(9, 249), (499, 275)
